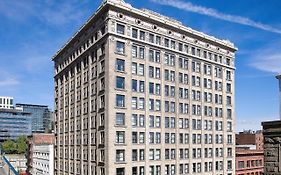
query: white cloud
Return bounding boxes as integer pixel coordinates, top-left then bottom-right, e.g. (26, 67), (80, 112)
(249, 39), (281, 74)
(0, 0), (89, 26)
(40, 1), (87, 25)
(0, 1), (35, 21)
(0, 78), (19, 87)
(251, 54), (281, 74)
(0, 70), (20, 87)
(150, 0), (281, 34)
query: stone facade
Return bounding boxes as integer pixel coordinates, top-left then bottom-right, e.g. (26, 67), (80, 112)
(53, 0), (237, 174)
(262, 120), (281, 175)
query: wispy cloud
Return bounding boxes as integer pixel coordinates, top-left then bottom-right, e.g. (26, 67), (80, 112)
(249, 40), (281, 74)
(40, 0), (87, 25)
(150, 0), (281, 34)
(0, 0), (35, 21)
(251, 54), (281, 74)
(0, 70), (20, 87)
(0, 0), (89, 26)
(0, 78), (19, 87)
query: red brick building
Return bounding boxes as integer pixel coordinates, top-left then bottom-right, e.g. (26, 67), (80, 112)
(236, 131), (264, 175)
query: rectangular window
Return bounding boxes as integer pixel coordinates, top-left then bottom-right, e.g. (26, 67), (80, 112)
(171, 40), (175, 49)
(116, 76), (125, 89)
(132, 28), (138, 38)
(132, 114), (138, 127)
(132, 45), (137, 58)
(140, 31), (145, 40)
(227, 96), (232, 106)
(116, 131), (125, 143)
(149, 82), (154, 94)
(116, 168), (125, 175)
(149, 34), (154, 43)
(226, 70), (231, 80)
(116, 59), (125, 72)
(139, 47), (145, 59)
(155, 68), (160, 79)
(226, 83), (232, 93)
(132, 79), (137, 92)
(155, 116), (161, 127)
(139, 64), (144, 76)
(139, 115), (145, 127)
(149, 66), (154, 78)
(117, 24), (125, 35)
(116, 113), (125, 126)
(132, 149), (138, 161)
(139, 98), (145, 109)
(116, 150), (125, 162)
(179, 43), (183, 51)
(132, 97), (137, 109)
(116, 95), (125, 107)
(165, 38), (169, 47)
(132, 62), (137, 74)
(226, 58), (231, 66)
(139, 81), (145, 92)
(156, 36), (161, 45)
(116, 41), (125, 54)
(149, 50), (154, 62)
(155, 51), (160, 63)
(227, 109), (232, 119)
(155, 84), (161, 95)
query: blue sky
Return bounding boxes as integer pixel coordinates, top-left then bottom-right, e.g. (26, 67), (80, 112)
(0, 0), (281, 132)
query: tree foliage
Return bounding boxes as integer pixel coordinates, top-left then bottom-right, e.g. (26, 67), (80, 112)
(1, 139), (16, 154)
(1, 136), (27, 154)
(16, 136), (28, 154)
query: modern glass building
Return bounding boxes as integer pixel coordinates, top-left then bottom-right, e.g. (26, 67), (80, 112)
(16, 104), (52, 133)
(0, 108), (32, 142)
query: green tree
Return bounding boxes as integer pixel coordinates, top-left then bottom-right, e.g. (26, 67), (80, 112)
(15, 136), (27, 154)
(1, 139), (16, 154)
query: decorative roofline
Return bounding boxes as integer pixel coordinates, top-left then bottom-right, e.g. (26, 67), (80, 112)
(52, 0), (237, 60)
(106, 0), (236, 49)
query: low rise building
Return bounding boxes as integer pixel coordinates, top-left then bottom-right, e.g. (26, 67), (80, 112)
(236, 149), (264, 175)
(236, 131), (264, 175)
(26, 133), (54, 175)
(236, 130), (263, 150)
(4, 154), (27, 174)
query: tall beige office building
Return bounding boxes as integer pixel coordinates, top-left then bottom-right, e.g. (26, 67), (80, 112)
(53, 0), (237, 174)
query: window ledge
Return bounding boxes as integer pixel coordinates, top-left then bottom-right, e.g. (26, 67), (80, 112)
(115, 52), (127, 57)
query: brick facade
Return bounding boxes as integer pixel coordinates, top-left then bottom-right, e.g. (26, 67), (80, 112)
(236, 150), (264, 175)
(236, 131), (264, 175)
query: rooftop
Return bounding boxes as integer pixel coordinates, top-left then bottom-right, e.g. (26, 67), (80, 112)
(30, 133), (55, 145)
(52, 0), (237, 60)
(236, 149), (263, 155)
(0, 108), (31, 115)
(16, 103), (49, 108)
